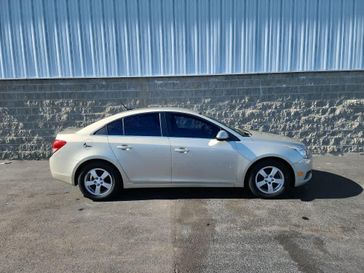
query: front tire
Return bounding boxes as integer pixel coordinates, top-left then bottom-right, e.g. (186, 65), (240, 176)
(248, 159), (292, 198)
(78, 162), (122, 201)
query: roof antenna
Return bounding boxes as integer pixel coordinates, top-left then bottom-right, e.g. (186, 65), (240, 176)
(120, 102), (133, 111)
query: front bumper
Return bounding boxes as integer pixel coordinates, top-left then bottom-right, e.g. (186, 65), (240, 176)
(292, 157), (313, 187)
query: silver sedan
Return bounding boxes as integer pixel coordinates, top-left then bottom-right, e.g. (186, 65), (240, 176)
(49, 107), (312, 200)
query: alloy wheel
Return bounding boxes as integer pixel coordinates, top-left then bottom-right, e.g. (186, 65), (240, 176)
(84, 168), (114, 197)
(255, 166), (285, 194)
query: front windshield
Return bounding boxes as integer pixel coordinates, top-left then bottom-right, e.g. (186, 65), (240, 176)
(206, 115), (251, 137)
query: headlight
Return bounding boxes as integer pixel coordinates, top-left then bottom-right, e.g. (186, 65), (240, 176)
(292, 146), (311, 159)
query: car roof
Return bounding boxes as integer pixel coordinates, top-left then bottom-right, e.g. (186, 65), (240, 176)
(120, 107), (199, 116)
(77, 107), (201, 135)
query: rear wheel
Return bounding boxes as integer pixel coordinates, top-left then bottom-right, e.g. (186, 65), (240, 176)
(248, 159), (292, 198)
(78, 162), (121, 201)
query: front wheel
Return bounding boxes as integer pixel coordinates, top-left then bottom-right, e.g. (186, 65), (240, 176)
(248, 159), (292, 198)
(78, 162), (122, 201)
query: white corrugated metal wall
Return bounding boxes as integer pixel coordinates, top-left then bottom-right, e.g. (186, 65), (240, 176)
(0, 0), (363, 79)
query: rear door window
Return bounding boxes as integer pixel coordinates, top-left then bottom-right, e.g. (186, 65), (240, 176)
(94, 126), (108, 135)
(123, 113), (161, 136)
(107, 120), (123, 135)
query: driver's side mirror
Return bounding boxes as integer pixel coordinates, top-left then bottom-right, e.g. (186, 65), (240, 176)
(216, 130), (229, 141)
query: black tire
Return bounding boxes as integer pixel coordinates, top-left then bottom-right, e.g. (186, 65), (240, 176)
(78, 161), (122, 201)
(248, 159), (292, 198)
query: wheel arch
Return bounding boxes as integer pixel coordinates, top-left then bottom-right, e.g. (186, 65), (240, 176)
(243, 156), (295, 188)
(73, 158), (123, 186)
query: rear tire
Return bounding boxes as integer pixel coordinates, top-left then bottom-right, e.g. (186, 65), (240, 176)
(78, 161), (122, 201)
(248, 159), (292, 198)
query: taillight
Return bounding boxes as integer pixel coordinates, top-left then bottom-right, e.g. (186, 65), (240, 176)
(52, 139), (67, 153)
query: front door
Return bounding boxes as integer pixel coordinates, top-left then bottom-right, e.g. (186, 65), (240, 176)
(165, 112), (238, 185)
(108, 112), (171, 184)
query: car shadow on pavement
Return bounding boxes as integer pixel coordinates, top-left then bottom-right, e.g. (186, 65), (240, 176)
(108, 170), (362, 202)
(287, 170), (363, 201)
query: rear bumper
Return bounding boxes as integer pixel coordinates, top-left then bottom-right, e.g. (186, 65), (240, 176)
(50, 171), (73, 184)
(49, 155), (73, 185)
(293, 157), (313, 187)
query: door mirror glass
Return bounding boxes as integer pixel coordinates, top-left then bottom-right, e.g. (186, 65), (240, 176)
(216, 130), (229, 141)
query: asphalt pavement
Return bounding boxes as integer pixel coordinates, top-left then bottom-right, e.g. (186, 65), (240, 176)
(0, 153), (363, 273)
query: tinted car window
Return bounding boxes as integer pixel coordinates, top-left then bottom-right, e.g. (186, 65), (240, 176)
(167, 113), (219, 138)
(124, 113), (161, 136)
(107, 120), (123, 135)
(94, 126), (108, 135)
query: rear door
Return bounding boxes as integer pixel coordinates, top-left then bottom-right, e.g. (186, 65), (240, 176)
(165, 112), (239, 185)
(108, 112), (171, 184)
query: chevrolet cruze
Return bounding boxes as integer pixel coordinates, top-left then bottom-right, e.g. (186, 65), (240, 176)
(49, 107), (312, 200)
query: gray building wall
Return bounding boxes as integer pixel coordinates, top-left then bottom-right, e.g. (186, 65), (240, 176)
(1, 71), (363, 159)
(0, 0), (363, 78)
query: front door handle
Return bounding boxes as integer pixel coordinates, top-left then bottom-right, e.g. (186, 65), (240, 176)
(116, 144), (132, 151)
(174, 147), (189, 153)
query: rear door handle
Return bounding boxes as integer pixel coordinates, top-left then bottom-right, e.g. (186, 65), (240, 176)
(174, 147), (189, 153)
(116, 144), (132, 151)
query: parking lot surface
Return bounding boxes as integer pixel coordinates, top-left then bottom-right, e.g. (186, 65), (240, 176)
(0, 154), (363, 273)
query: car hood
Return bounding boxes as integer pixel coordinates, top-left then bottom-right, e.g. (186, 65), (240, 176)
(248, 130), (304, 147)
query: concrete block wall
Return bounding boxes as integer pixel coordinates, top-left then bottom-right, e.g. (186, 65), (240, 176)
(0, 71), (363, 159)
